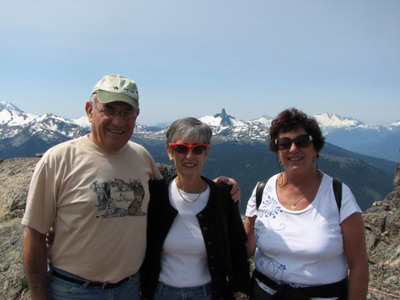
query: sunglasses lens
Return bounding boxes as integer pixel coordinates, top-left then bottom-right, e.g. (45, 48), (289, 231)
(170, 144), (208, 154)
(276, 135), (312, 150)
(173, 145), (189, 154)
(294, 135), (312, 147)
(277, 138), (292, 150)
(193, 145), (207, 154)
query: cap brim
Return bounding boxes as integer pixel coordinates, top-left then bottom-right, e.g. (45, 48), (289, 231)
(95, 90), (139, 109)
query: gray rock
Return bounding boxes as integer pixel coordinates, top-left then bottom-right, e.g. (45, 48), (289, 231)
(364, 164), (400, 299)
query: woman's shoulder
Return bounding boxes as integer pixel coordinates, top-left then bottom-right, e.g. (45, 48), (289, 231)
(264, 173), (280, 186)
(149, 176), (175, 191)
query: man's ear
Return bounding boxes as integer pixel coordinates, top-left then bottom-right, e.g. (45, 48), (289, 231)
(85, 101), (94, 123)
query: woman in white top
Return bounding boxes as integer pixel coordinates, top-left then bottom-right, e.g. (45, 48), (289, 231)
(141, 117), (250, 300)
(245, 108), (368, 300)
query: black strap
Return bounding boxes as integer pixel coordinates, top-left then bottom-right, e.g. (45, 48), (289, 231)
(332, 178), (342, 211)
(256, 177), (342, 212)
(255, 179), (267, 210)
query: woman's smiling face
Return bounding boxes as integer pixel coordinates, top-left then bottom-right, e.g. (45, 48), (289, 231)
(277, 127), (317, 173)
(167, 137), (209, 178)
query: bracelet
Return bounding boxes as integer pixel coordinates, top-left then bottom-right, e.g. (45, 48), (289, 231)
(233, 291), (250, 299)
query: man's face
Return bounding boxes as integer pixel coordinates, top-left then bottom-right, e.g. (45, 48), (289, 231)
(86, 100), (139, 153)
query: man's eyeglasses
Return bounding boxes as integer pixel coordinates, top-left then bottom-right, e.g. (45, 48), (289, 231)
(168, 143), (210, 155)
(275, 134), (313, 150)
(93, 104), (136, 121)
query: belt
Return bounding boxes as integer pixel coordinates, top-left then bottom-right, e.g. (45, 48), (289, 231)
(52, 269), (131, 289)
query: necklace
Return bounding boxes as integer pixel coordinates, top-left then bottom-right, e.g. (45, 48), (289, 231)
(175, 180), (205, 203)
(290, 184), (313, 210)
(177, 187), (203, 203)
(279, 172), (320, 211)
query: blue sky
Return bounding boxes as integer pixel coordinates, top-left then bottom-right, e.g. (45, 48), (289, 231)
(1, 0), (399, 126)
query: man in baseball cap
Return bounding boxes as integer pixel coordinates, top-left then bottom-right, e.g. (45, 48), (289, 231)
(23, 74), (160, 300)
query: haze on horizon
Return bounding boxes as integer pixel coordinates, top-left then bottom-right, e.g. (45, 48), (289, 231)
(1, 0), (399, 126)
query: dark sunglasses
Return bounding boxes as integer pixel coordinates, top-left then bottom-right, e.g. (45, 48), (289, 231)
(275, 134), (313, 150)
(168, 143), (210, 155)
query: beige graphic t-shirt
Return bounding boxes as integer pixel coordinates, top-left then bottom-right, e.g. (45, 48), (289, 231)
(22, 136), (162, 283)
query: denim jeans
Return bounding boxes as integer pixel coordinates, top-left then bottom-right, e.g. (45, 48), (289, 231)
(153, 282), (212, 300)
(47, 267), (140, 300)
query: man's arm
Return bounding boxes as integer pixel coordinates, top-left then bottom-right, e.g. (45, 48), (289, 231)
(23, 226), (49, 300)
(213, 176), (241, 202)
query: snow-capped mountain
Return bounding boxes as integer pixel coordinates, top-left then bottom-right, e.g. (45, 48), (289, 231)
(390, 120), (400, 128)
(0, 101), (23, 113)
(0, 101), (399, 161)
(0, 109), (88, 141)
(199, 108), (270, 142)
(0, 102), (89, 157)
(314, 113), (366, 132)
(312, 113), (399, 161)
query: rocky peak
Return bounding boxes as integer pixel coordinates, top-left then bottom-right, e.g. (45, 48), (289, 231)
(214, 108), (233, 127)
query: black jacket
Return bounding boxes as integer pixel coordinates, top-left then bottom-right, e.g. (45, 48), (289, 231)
(140, 176), (250, 299)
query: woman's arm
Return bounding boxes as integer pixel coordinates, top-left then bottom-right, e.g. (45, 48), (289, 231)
(225, 191), (251, 298)
(341, 212), (369, 300)
(244, 216), (256, 258)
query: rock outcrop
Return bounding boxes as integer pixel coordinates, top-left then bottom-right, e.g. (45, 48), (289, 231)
(0, 158), (38, 300)
(0, 158), (399, 299)
(363, 164), (400, 299)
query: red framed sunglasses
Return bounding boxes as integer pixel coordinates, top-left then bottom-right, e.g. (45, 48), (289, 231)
(168, 143), (210, 155)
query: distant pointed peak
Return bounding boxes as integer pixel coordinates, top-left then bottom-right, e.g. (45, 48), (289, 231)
(214, 108), (226, 117)
(214, 108), (234, 126)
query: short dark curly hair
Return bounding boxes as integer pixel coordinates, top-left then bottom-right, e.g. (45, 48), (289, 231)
(268, 108), (325, 153)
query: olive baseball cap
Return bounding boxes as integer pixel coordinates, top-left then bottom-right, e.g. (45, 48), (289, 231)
(92, 75), (139, 109)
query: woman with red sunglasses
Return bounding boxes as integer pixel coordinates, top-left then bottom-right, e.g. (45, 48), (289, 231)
(244, 108), (368, 300)
(141, 117), (250, 300)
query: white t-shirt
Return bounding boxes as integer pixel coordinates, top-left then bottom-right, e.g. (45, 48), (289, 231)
(158, 179), (211, 287)
(22, 136), (162, 283)
(246, 172), (361, 290)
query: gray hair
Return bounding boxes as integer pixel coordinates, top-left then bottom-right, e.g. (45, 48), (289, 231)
(90, 93), (98, 104)
(166, 117), (212, 144)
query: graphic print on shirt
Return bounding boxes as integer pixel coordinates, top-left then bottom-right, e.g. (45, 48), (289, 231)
(256, 184), (284, 230)
(89, 178), (146, 218)
(255, 249), (287, 280)
(255, 184), (287, 281)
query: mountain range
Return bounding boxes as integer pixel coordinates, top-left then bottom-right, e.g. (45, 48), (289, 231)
(1, 101), (399, 162)
(0, 101), (398, 211)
